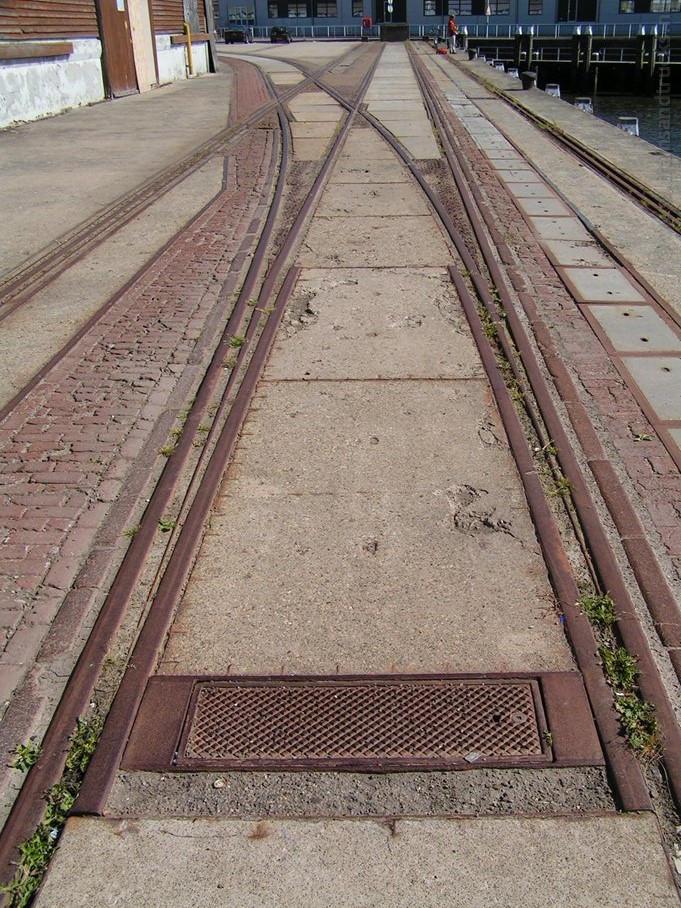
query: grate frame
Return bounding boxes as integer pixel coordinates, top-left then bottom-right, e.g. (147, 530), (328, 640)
(121, 672), (605, 773)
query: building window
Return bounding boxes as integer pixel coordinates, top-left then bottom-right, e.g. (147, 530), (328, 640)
(352, 0), (363, 14)
(288, 1), (308, 14)
(471, 0), (509, 12)
(449, 0), (473, 12)
(268, 2), (279, 15)
(316, 0), (337, 14)
(618, 0), (679, 10)
(424, 0), (437, 13)
(228, 5), (255, 22)
(528, 0), (542, 12)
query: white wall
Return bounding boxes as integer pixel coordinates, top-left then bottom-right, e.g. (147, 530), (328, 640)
(0, 39), (105, 130)
(155, 36), (211, 84)
(0, 36), (211, 130)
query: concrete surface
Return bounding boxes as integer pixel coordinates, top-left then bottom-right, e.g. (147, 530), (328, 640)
(366, 46), (440, 159)
(108, 766), (614, 818)
(0, 72), (233, 279)
(34, 815), (680, 907)
(161, 114), (570, 677)
(0, 159), (224, 405)
(268, 268), (478, 379)
(442, 57), (681, 318)
(0, 74), (234, 408)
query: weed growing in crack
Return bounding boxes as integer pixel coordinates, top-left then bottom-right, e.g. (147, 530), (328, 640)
(547, 475), (572, 498)
(615, 695), (659, 758)
(1, 717), (103, 907)
(580, 592), (617, 629)
(600, 644), (639, 692)
(11, 741), (42, 773)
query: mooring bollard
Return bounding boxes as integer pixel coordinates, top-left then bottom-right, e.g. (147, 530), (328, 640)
(468, 48), (477, 60)
(545, 83), (561, 98)
(507, 67), (519, 78)
(520, 71), (537, 90)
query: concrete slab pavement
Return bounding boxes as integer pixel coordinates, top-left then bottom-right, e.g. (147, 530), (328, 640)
(445, 57), (681, 317)
(0, 72), (234, 281)
(35, 814), (680, 908)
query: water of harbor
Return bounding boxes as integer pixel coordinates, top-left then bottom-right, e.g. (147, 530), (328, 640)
(586, 95), (681, 157)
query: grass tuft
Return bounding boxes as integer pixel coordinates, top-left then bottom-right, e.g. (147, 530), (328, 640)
(1, 717), (103, 907)
(580, 592), (617, 629)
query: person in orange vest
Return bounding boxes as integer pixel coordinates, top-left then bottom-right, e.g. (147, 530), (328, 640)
(447, 14), (458, 53)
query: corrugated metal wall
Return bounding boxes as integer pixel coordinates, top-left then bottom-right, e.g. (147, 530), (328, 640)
(0, 0), (99, 39)
(152, 0), (206, 32)
(0, 1), (206, 40)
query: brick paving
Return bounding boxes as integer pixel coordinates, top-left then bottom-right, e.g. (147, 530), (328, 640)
(0, 125), (275, 717)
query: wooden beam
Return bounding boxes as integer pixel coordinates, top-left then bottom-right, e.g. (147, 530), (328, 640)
(0, 42), (73, 60)
(170, 32), (210, 45)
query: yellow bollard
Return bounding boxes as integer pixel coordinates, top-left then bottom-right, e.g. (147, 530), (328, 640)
(183, 20), (194, 75)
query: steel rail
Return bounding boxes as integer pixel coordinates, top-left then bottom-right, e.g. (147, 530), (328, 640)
(433, 52), (681, 340)
(410, 49), (681, 808)
(312, 51), (652, 810)
(415, 48), (681, 675)
(413, 55), (681, 654)
(0, 45), (383, 880)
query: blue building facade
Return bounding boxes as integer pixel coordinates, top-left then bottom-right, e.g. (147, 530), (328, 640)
(216, 0), (680, 34)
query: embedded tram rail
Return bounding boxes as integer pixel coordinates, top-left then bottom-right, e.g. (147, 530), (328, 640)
(0, 39), (680, 906)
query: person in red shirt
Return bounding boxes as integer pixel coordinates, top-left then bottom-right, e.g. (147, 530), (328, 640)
(447, 14), (458, 53)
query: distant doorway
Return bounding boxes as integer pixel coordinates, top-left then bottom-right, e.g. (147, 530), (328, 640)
(376, 0), (408, 22)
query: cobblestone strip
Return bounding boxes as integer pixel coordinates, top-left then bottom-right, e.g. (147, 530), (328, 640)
(430, 74), (681, 585)
(0, 127), (275, 715)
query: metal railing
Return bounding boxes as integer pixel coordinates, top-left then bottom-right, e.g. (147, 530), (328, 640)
(241, 22), (681, 41)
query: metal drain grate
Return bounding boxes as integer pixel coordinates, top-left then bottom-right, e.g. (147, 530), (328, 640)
(173, 677), (549, 770)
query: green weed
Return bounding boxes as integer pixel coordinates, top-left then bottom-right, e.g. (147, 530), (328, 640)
(1, 717), (103, 907)
(11, 742), (42, 773)
(600, 643), (638, 692)
(580, 592), (617, 629)
(615, 694), (659, 758)
(547, 475), (572, 497)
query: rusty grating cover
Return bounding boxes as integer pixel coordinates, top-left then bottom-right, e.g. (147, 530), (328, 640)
(173, 677), (549, 770)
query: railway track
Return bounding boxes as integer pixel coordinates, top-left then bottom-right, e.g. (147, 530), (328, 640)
(458, 61), (681, 238)
(1, 41), (680, 904)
